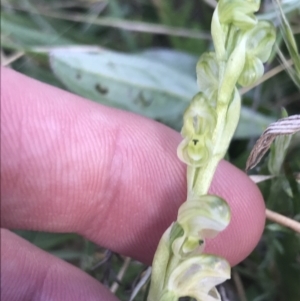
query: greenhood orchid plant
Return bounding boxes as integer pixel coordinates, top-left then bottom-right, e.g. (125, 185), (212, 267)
(147, 1), (276, 301)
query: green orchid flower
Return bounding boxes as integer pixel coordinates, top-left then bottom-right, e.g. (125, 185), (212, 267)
(172, 195), (231, 258)
(161, 255), (230, 301)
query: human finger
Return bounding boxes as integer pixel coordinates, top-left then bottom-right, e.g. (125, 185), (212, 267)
(1, 229), (119, 301)
(1, 68), (265, 265)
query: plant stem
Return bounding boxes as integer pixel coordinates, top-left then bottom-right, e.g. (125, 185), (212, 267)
(266, 209), (300, 233)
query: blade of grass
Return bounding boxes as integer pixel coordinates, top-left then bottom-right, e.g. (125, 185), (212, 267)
(258, 0), (300, 22)
(1, 4), (211, 40)
(129, 267), (152, 301)
(21, 0), (58, 34)
(273, 0), (300, 88)
(107, 0), (137, 50)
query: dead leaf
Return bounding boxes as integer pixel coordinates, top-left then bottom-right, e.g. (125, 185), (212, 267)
(249, 175), (275, 183)
(246, 114), (300, 171)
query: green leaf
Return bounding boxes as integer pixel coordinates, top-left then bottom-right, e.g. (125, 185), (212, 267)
(268, 131), (292, 176)
(50, 250), (84, 260)
(14, 230), (78, 250)
(140, 48), (198, 77)
(49, 47), (275, 136)
(50, 47), (195, 128)
(234, 106), (275, 139)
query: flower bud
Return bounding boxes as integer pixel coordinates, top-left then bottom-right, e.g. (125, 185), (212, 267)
(237, 21), (275, 87)
(238, 55), (264, 86)
(246, 21), (276, 62)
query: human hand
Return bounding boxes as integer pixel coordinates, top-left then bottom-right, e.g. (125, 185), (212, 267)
(1, 67), (265, 301)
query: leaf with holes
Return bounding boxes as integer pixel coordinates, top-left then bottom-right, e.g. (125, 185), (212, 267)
(49, 46), (275, 135)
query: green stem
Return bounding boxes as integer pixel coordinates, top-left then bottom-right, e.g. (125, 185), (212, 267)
(187, 165), (197, 195)
(148, 228), (171, 301)
(193, 107), (227, 196)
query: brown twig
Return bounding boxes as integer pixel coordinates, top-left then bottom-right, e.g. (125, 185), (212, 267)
(266, 209), (300, 233)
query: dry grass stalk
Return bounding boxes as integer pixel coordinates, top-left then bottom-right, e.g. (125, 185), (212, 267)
(110, 257), (131, 294)
(266, 209), (300, 233)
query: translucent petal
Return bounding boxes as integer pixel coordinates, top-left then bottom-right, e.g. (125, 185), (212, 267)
(172, 195), (231, 257)
(181, 92), (217, 138)
(179, 195), (231, 236)
(196, 53), (219, 94)
(167, 254), (230, 300)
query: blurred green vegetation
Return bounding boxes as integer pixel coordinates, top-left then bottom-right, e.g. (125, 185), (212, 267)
(1, 0), (300, 300)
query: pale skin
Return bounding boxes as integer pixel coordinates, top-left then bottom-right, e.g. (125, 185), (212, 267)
(1, 67), (265, 301)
